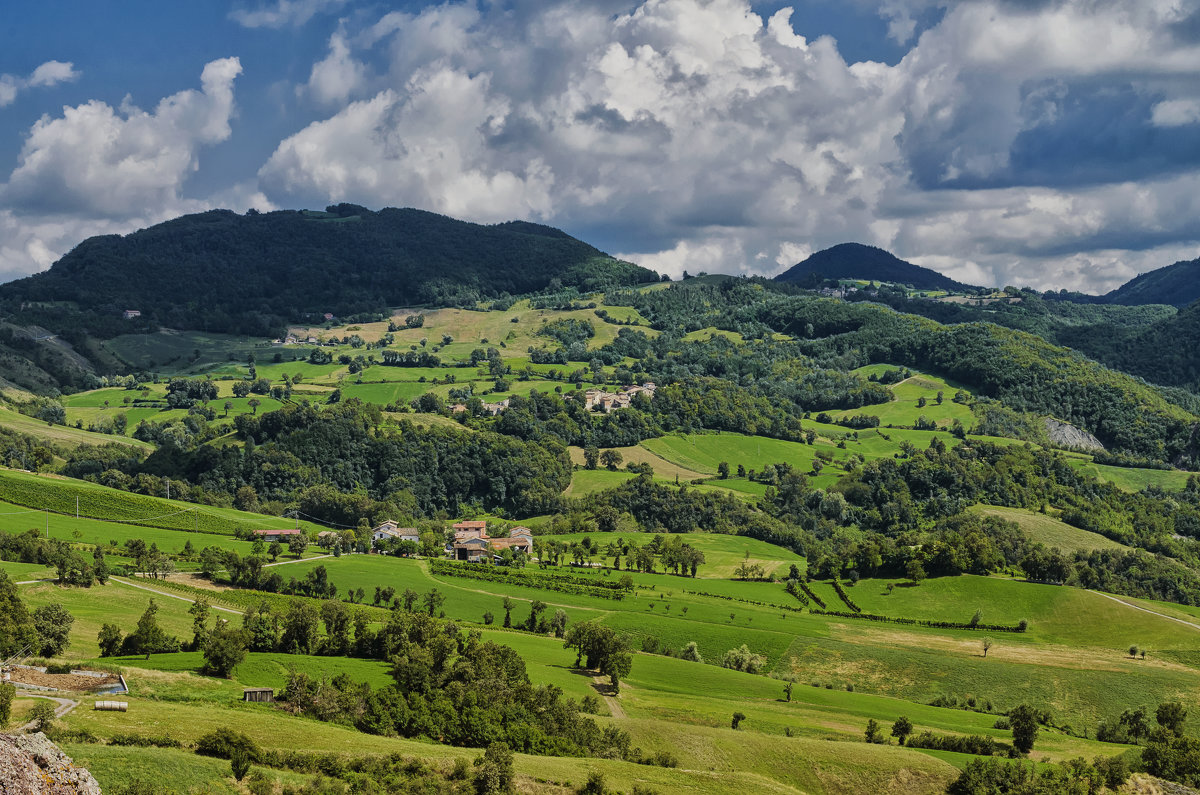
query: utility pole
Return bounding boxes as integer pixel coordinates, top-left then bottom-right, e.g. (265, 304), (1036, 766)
(166, 479), (170, 500)
(76, 496), (79, 519)
(45, 509), (48, 539)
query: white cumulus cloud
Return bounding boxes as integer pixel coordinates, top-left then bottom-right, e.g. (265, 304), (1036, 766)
(229, 0), (348, 29)
(0, 60), (80, 108)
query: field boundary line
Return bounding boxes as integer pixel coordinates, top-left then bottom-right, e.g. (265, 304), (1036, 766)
(1087, 590), (1200, 632)
(110, 576), (244, 615)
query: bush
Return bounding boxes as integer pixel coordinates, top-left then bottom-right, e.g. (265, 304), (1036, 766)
(721, 644), (767, 673)
(195, 727), (261, 762)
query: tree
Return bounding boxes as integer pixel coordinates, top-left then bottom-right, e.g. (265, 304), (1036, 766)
(679, 641), (703, 663)
(1157, 701), (1188, 734)
(1009, 704), (1039, 754)
(1129, 644), (1139, 658)
(783, 680), (793, 702)
(731, 711), (746, 730)
(231, 748), (252, 782)
(502, 597), (514, 628)
(599, 449), (623, 471)
(525, 600), (546, 632)
(97, 623), (123, 657)
(864, 718), (881, 743)
(564, 622), (633, 693)
(32, 603), (73, 657)
(421, 588), (445, 617)
(0, 682), (14, 727)
(473, 741), (514, 794)
(0, 570), (36, 659)
(891, 716), (913, 746)
(1120, 706), (1150, 744)
(248, 398), (261, 414)
(189, 597), (211, 652)
(906, 558), (926, 584)
(280, 602), (320, 655)
(402, 588), (418, 612)
(717, 461), (730, 479)
(28, 700), (56, 732)
(583, 446), (599, 470)
(982, 638), (993, 658)
(202, 620), (248, 678)
(722, 644), (767, 673)
(268, 542), (282, 562)
(288, 534), (309, 558)
(128, 599), (173, 659)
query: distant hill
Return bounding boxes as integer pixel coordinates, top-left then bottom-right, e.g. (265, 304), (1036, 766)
(774, 243), (972, 292)
(1103, 257), (1200, 307)
(0, 204), (659, 337)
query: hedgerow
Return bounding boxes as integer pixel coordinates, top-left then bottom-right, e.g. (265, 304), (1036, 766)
(429, 560), (628, 600)
(809, 609), (1027, 632)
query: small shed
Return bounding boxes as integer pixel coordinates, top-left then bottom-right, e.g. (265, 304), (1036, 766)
(243, 688), (274, 703)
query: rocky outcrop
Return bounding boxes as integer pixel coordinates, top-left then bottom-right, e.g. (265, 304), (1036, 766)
(1044, 417), (1105, 452)
(0, 732), (101, 794)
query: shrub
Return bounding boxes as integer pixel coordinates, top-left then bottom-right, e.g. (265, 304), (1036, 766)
(196, 727), (261, 762)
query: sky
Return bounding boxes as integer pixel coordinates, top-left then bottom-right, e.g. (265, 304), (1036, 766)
(2, 1), (1200, 294)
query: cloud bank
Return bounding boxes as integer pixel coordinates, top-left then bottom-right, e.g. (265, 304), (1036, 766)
(5, 1), (1200, 293)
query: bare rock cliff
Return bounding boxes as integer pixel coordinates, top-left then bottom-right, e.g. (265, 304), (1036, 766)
(0, 732), (101, 795)
(1044, 418), (1105, 452)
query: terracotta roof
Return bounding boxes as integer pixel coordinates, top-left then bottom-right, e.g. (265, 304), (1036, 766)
(254, 528), (302, 536)
(453, 520), (487, 530)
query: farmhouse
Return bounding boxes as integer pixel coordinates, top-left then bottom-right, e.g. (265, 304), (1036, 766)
(122, 309), (142, 320)
(253, 528), (303, 543)
(450, 523), (533, 561)
(372, 520), (419, 545)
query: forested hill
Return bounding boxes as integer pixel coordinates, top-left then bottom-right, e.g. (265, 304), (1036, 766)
(0, 205), (659, 336)
(1103, 256), (1200, 307)
(774, 243), (972, 291)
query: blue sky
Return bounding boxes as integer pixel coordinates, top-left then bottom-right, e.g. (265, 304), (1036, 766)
(1, 0), (1199, 293)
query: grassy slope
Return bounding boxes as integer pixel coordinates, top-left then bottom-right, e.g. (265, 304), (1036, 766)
(826, 370), (975, 429)
(544, 531), (806, 579)
(0, 405), (153, 451)
(970, 505), (1129, 553)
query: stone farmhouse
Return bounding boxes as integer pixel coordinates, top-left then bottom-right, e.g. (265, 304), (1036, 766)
(450, 521), (533, 562)
(584, 382), (657, 413)
(371, 520), (419, 546)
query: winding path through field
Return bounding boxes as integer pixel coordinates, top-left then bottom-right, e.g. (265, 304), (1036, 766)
(109, 576), (244, 615)
(593, 676), (627, 720)
(1088, 590), (1200, 632)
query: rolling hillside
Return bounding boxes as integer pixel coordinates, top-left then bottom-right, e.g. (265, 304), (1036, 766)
(774, 243), (972, 291)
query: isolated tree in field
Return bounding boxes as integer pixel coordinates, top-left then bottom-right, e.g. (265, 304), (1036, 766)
(268, 542), (281, 562)
(1157, 701), (1188, 734)
(501, 597), (514, 628)
(722, 644), (767, 674)
(564, 622), (633, 693)
(906, 558), (926, 584)
(223, 400), (232, 417)
(288, 534), (309, 558)
(917, 396), (927, 408)
(717, 461), (730, 479)
(189, 597), (211, 652)
(97, 623), (123, 657)
(864, 719), (881, 743)
(599, 449), (623, 471)
(982, 638), (993, 658)
(1129, 644), (1139, 658)
(732, 712), (746, 730)
(1009, 704), (1039, 754)
(583, 446), (599, 470)
(783, 680), (793, 702)
(679, 641), (703, 663)
(421, 588), (445, 617)
(32, 603), (73, 657)
(202, 620), (248, 678)
(248, 398), (260, 414)
(0, 682), (14, 727)
(891, 716), (913, 745)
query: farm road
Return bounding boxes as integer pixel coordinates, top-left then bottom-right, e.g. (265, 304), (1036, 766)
(1088, 590), (1200, 632)
(110, 576), (243, 615)
(17, 693), (79, 731)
